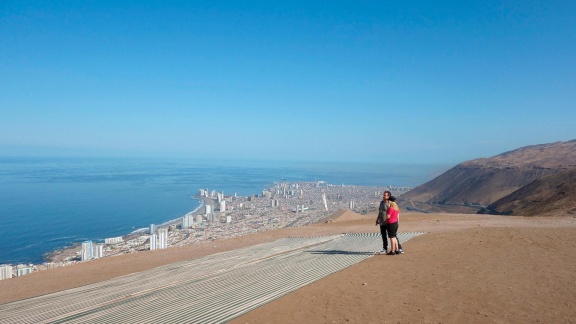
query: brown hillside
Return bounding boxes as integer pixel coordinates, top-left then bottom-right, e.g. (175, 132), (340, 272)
(479, 168), (576, 216)
(401, 140), (576, 214)
(461, 140), (576, 169)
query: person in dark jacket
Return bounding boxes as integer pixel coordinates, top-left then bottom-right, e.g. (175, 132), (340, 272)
(375, 191), (404, 254)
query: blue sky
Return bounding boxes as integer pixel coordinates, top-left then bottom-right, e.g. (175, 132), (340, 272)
(1, 1), (575, 164)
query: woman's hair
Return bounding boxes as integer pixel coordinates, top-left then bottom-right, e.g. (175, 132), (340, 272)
(389, 196), (396, 202)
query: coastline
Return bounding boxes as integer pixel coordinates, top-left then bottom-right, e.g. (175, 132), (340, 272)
(45, 197), (211, 264)
(7, 181), (408, 277)
(1, 158), (434, 268)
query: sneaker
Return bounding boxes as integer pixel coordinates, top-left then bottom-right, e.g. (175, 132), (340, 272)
(377, 249), (387, 255)
(397, 249), (404, 254)
(395, 251), (400, 255)
(386, 251), (396, 255)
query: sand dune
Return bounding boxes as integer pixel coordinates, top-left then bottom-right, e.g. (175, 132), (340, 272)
(2, 212), (576, 323)
(327, 209), (367, 222)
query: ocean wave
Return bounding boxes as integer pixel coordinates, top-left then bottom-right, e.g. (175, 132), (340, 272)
(13, 243), (41, 251)
(130, 227), (149, 234)
(46, 236), (77, 243)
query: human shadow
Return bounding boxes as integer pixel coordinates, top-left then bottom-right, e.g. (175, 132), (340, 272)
(306, 250), (375, 255)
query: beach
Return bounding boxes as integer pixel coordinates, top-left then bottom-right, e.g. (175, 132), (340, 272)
(2, 211), (575, 322)
(43, 196), (210, 263)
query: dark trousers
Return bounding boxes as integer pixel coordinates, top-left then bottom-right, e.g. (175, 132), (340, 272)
(379, 223), (402, 250)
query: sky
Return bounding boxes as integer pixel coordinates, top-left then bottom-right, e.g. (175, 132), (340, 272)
(1, 1), (575, 164)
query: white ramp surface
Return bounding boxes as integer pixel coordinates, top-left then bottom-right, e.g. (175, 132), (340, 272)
(0, 232), (424, 324)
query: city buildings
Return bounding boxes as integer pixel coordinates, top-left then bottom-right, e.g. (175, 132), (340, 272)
(105, 236), (124, 244)
(0, 181), (411, 280)
(17, 266), (33, 277)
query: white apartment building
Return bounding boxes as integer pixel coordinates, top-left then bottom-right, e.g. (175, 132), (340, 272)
(105, 236), (124, 245)
(81, 241), (93, 261)
(158, 229), (167, 249)
(17, 267), (33, 277)
(93, 244), (104, 259)
(150, 233), (157, 250)
(0, 265), (13, 280)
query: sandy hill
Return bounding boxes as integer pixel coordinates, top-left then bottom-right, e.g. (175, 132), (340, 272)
(326, 209), (367, 222)
(3, 213), (576, 323)
(478, 168), (576, 216)
(400, 139), (576, 215)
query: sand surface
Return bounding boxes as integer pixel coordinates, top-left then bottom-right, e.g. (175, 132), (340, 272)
(2, 212), (576, 323)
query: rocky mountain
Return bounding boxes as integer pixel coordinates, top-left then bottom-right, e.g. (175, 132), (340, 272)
(400, 140), (576, 216)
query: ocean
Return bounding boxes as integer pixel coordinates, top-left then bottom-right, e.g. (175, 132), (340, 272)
(0, 157), (449, 265)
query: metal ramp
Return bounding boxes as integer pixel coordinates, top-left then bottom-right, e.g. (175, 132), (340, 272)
(0, 232), (425, 324)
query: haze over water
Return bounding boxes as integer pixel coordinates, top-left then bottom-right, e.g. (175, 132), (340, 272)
(0, 157), (448, 265)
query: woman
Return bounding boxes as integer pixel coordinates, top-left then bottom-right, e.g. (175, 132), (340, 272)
(386, 196), (400, 255)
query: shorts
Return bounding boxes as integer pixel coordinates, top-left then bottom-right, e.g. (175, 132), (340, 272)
(387, 221), (399, 238)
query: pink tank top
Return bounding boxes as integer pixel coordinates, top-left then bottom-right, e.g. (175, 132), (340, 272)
(387, 207), (399, 224)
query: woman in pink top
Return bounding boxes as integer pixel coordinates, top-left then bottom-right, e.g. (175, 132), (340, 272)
(386, 197), (400, 255)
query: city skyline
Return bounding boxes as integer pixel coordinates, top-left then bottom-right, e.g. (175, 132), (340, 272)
(0, 180), (408, 277)
(1, 1), (575, 164)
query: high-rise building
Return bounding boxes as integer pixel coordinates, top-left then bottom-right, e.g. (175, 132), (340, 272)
(81, 241), (93, 261)
(182, 216), (190, 228)
(151, 234), (157, 250)
(0, 265), (13, 280)
(158, 229), (167, 249)
(149, 224), (155, 234)
(205, 205), (212, 214)
(219, 200), (226, 212)
(150, 234), (157, 250)
(93, 244), (104, 259)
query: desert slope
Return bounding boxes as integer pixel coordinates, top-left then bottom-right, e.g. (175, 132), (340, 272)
(401, 140), (576, 214)
(2, 211), (576, 323)
(479, 168), (576, 216)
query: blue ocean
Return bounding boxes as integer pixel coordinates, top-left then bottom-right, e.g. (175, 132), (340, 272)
(0, 157), (449, 265)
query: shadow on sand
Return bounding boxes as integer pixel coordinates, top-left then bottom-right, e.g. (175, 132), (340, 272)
(306, 250), (375, 255)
